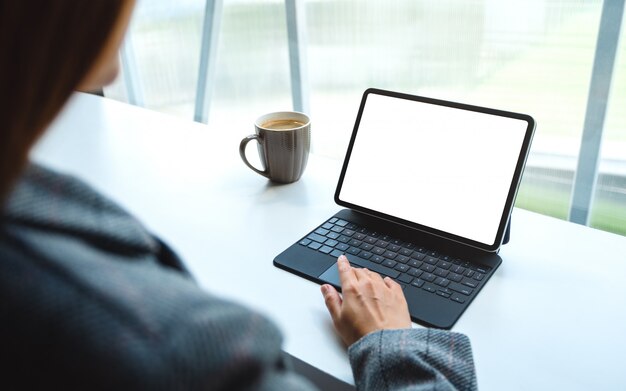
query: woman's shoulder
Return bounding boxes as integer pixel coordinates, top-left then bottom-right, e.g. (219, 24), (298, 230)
(0, 221), (284, 389)
(0, 164), (286, 388)
(3, 163), (159, 255)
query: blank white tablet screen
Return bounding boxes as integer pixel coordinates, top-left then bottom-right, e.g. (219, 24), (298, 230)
(338, 93), (528, 246)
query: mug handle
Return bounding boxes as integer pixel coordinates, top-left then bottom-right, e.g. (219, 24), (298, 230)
(239, 134), (269, 178)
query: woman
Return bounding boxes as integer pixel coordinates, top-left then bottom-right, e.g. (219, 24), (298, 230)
(0, 1), (477, 389)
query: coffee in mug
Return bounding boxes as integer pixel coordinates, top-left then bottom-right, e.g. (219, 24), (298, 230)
(239, 111), (310, 183)
(261, 119), (306, 130)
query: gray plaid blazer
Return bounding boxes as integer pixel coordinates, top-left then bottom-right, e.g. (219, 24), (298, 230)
(0, 163), (477, 390)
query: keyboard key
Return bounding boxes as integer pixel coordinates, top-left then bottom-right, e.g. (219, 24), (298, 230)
(326, 232), (340, 240)
(462, 278), (478, 288)
(423, 283), (437, 293)
(434, 277), (450, 287)
(299, 238), (312, 246)
(359, 243), (374, 251)
(388, 244), (401, 252)
(308, 242), (322, 250)
(322, 223), (334, 230)
(421, 264), (435, 273)
(408, 259), (423, 268)
(440, 255), (451, 262)
(343, 229), (356, 236)
(325, 239), (339, 247)
(307, 233), (327, 243)
(371, 255), (384, 264)
(337, 235), (350, 243)
(395, 255), (409, 264)
(369, 231), (381, 238)
(450, 265), (466, 274)
(424, 257), (438, 265)
(394, 264), (409, 273)
(434, 268), (449, 278)
(411, 279), (425, 288)
(405, 242), (416, 249)
(408, 268), (423, 278)
(319, 246), (333, 254)
(391, 239), (403, 246)
(372, 246), (385, 255)
(398, 274), (413, 284)
(469, 264), (489, 272)
(383, 250), (398, 259)
(359, 251), (373, 259)
(436, 290), (451, 298)
(336, 243), (350, 251)
(354, 233), (367, 240)
(336, 219), (348, 227)
(450, 294), (466, 304)
(449, 282), (473, 296)
(330, 249), (344, 258)
(347, 247), (361, 255)
(330, 226), (344, 233)
(328, 218), (338, 224)
(448, 272), (463, 282)
(464, 269), (475, 278)
(375, 240), (389, 248)
(346, 223), (357, 230)
(348, 239), (362, 247)
(364, 236), (378, 245)
(473, 273), (484, 281)
(380, 235), (392, 241)
(411, 252), (426, 260)
(436, 260), (451, 269)
(421, 273), (435, 282)
(326, 232), (339, 239)
(440, 287), (454, 294)
(399, 248), (413, 256)
(383, 259), (397, 268)
(427, 250), (439, 257)
(346, 256), (400, 279)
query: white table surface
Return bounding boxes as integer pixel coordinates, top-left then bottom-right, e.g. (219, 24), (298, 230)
(32, 93), (626, 390)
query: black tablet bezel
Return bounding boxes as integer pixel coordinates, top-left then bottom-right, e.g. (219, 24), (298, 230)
(334, 88), (536, 253)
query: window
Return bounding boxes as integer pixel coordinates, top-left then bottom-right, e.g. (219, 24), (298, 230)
(591, 18), (626, 236)
(104, 0), (626, 236)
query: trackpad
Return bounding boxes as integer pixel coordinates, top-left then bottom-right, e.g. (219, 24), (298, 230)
(318, 264), (342, 289)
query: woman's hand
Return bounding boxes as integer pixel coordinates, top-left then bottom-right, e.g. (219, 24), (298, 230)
(321, 255), (412, 346)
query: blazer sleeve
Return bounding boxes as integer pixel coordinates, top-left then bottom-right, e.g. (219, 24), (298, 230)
(158, 294), (319, 391)
(348, 328), (477, 391)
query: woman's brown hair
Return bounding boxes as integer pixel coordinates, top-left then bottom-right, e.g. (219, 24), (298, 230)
(0, 0), (126, 201)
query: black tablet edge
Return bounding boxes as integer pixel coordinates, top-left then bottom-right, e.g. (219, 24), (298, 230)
(333, 88), (536, 253)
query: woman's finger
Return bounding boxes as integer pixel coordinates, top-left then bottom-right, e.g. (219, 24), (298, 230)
(321, 284), (342, 321)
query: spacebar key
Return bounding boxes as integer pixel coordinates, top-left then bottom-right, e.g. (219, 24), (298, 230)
(347, 256), (401, 279)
